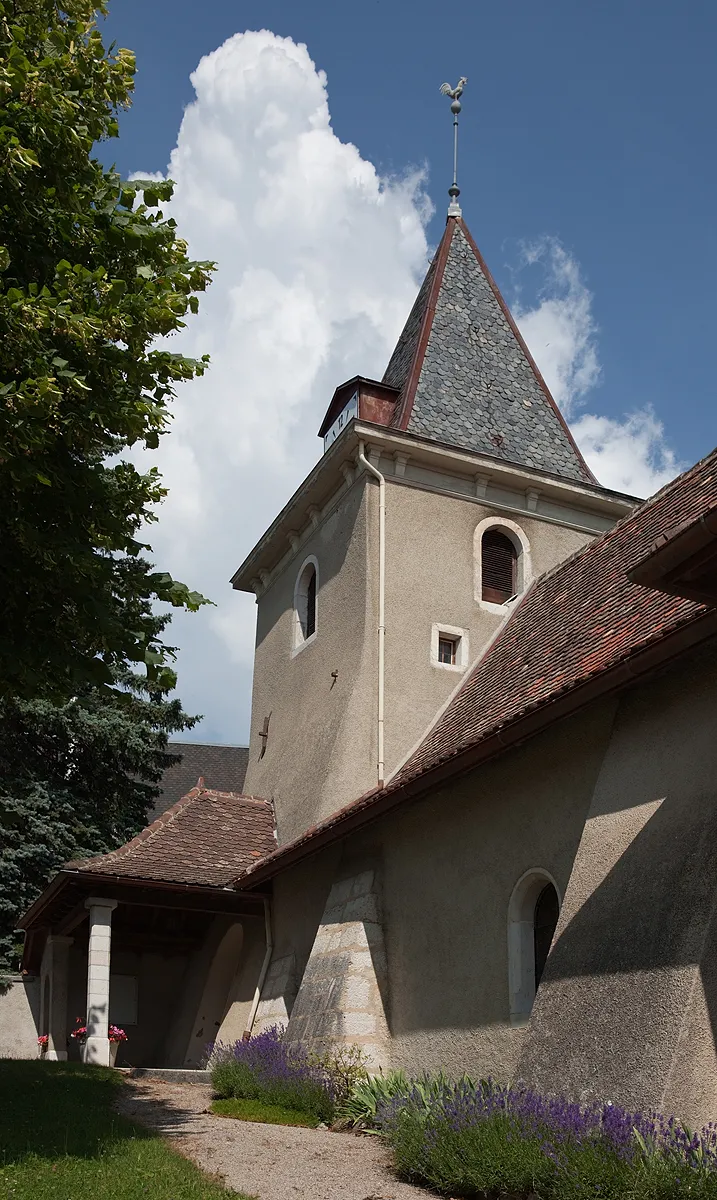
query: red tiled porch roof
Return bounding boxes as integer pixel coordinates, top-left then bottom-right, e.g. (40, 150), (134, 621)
(68, 787), (275, 889)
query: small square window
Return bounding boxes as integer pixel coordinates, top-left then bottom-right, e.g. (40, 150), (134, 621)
(438, 636), (457, 665)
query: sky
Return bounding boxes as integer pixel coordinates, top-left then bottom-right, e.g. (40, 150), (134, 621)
(97, 0), (715, 745)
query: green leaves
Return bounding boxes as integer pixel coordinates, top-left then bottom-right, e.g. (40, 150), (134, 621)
(0, 0), (215, 702)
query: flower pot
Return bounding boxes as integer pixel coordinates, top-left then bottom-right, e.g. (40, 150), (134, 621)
(109, 1041), (119, 1067)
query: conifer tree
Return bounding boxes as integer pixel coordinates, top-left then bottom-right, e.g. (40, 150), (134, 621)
(0, 633), (198, 969)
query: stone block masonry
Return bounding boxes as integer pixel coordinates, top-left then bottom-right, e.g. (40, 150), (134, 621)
(254, 953), (297, 1031)
(285, 868), (390, 1067)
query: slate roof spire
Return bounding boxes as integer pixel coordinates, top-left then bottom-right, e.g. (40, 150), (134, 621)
(382, 216), (596, 484)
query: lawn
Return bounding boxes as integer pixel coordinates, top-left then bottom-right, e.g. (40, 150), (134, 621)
(0, 1060), (249, 1200)
(211, 1097), (320, 1127)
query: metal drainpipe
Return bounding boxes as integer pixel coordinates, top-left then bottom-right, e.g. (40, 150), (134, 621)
(242, 896), (273, 1040)
(357, 441), (386, 787)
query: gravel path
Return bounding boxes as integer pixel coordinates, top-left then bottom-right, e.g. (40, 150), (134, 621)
(117, 1077), (436, 1200)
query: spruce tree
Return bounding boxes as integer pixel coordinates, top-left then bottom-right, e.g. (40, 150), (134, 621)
(0, 635), (199, 970)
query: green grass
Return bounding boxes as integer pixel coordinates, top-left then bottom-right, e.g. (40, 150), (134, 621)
(211, 1097), (321, 1127)
(0, 1059), (250, 1199)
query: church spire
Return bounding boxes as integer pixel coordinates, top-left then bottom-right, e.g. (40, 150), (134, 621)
(439, 76), (467, 218)
(382, 215), (596, 485)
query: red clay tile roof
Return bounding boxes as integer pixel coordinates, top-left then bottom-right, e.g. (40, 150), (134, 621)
(68, 788), (275, 888)
(235, 445), (717, 887)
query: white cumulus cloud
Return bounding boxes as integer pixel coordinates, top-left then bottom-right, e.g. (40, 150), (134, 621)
(131, 30), (430, 742)
(513, 237), (682, 496)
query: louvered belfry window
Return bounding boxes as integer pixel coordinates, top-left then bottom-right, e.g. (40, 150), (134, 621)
(481, 529), (517, 604)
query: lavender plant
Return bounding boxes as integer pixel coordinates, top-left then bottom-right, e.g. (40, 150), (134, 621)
(209, 1025), (368, 1122)
(376, 1075), (717, 1198)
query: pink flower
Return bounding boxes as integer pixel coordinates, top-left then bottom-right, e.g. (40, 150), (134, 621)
(37, 1034), (49, 1048)
(108, 1025), (128, 1043)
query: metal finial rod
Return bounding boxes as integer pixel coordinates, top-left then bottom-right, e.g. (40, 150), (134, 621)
(439, 76), (467, 217)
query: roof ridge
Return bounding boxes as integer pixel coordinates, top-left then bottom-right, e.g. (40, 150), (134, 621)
(389, 218), (455, 431)
(74, 787), (202, 869)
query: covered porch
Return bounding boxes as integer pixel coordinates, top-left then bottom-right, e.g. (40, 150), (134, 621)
(16, 786), (277, 1068)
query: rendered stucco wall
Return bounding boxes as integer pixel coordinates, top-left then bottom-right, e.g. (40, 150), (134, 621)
(382, 480), (592, 775)
(244, 468), (594, 845)
(280, 702), (615, 1083)
(242, 481), (377, 844)
(518, 644), (717, 1125)
(0, 978), (40, 1058)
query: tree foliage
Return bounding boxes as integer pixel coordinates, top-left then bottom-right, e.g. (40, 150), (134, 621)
(0, 643), (199, 970)
(0, 0), (214, 700)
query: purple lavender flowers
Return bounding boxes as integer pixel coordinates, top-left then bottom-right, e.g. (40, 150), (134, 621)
(377, 1076), (717, 1197)
(209, 1025), (339, 1122)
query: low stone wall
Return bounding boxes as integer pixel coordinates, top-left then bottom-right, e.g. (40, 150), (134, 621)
(0, 976), (40, 1059)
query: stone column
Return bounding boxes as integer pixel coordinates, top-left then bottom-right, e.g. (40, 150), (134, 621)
(40, 935), (74, 1060)
(83, 898), (117, 1066)
(48, 936), (73, 1060)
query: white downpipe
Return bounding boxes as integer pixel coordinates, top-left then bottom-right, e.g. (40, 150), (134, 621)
(358, 441), (386, 787)
(242, 896), (273, 1040)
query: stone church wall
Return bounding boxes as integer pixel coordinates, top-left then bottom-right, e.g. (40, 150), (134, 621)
(518, 643), (717, 1126)
(243, 467), (596, 848)
(0, 977), (40, 1058)
(275, 700), (615, 1082)
(242, 479), (377, 845)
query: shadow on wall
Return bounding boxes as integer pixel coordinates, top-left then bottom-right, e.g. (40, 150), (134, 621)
(518, 651), (717, 1118)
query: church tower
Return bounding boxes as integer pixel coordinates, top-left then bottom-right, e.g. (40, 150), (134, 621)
(233, 166), (634, 844)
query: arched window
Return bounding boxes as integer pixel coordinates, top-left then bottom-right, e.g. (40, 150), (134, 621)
(293, 557), (318, 651)
(474, 518), (531, 611)
(481, 529), (517, 604)
(533, 883), (560, 991)
(507, 870), (561, 1025)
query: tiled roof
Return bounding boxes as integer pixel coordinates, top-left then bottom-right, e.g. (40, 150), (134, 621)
(382, 217), (594, 485)
(69, 788), (275, 888)
(390, 449), (716, 788)
(150, 742), (250, 821)
(235, 446), (717, 886)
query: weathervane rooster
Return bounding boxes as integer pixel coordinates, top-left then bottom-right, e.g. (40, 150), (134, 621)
(439, 77), (467, 101)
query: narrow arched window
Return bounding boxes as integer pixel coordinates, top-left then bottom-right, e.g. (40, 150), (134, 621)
(481, 529), (517, 604)
(508, 870), (561, 1025)
(533, 883), (560, 990)
(293, 558), (318, 650)
(305, 568), (316, 638)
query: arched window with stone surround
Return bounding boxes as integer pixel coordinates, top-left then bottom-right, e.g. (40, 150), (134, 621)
(507, 870), (561, 1025)
(474, 518), (532, 611)
(481, 529), (517, 604)
(293, 557), (318, 651)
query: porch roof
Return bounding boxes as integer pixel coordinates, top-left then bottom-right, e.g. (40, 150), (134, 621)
(66, 786), (276, 888)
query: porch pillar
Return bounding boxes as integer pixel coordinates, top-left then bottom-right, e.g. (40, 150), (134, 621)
(83, 898), (117, 1065)
(40, 935), (74, 1060)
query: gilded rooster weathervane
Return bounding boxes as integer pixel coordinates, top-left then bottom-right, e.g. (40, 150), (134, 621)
(440, 77), (467, 216)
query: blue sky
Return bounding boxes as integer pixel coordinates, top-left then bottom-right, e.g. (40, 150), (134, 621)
(96, 1), (715, 743)
(104, 0), (715, 466)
